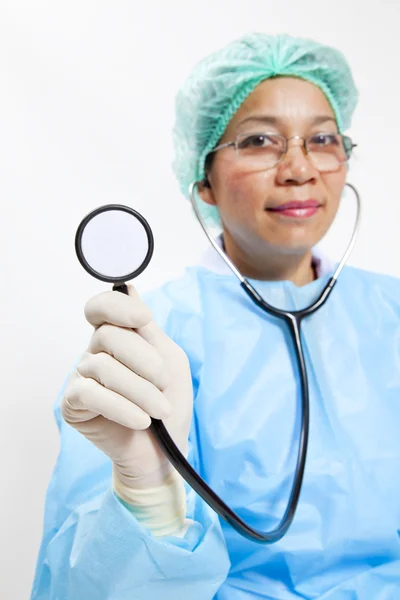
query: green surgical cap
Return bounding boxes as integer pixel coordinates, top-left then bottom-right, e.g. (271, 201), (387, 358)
(172, 32), (358, 220)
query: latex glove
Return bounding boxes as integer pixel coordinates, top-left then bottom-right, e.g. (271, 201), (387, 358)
(61, 284), (193, 536)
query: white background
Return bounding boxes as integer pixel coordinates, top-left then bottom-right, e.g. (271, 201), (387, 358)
(1, 1), (400, 597)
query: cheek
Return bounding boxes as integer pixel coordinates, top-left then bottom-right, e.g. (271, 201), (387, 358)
(212, 159), (274, 218)
(321, 168), (347, 214)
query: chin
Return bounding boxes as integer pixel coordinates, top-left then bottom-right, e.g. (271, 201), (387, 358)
(265, 227), (326, 254)
(281, 244), (315, 256)
(260, 235), (316, 255)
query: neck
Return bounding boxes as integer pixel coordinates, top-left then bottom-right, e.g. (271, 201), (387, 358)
(222, 232), (316, 286)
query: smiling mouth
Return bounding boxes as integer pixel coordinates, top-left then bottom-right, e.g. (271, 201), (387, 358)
(267, 200), (321, 219)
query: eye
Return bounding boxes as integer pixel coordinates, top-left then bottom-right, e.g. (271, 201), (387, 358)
(237, 134), (278, 149)
(309, 133), (339, 146)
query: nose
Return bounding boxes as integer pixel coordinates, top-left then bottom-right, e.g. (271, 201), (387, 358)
(275, 141), (317, 185)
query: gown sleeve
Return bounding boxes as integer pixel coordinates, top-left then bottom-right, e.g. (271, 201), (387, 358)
(30, 301), (231, 599)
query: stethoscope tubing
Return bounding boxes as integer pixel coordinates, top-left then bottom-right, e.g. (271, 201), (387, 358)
(115, 182), (361, 543)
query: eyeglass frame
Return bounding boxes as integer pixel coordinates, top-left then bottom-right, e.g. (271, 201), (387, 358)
(205, 132), (357, 173)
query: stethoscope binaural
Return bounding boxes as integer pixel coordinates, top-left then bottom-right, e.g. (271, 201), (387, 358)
(74, 181), (361, 544)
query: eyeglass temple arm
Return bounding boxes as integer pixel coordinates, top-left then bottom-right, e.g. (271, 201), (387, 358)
(209, 141), (235, 153)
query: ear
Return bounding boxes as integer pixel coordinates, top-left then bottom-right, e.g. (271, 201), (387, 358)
(196, 180), (217, 206)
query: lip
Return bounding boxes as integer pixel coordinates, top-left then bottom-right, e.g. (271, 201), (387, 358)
(266, 199), (321, 220)
(268, 200), (321, 211)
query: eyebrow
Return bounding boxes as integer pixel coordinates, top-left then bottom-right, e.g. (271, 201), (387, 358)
(237, 115), (337, 127)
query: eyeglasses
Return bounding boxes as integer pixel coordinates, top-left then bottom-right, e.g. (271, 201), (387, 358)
(207, 132), (357, 173)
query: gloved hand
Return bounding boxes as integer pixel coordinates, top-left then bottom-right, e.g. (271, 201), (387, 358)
(61, 284), (194, 536)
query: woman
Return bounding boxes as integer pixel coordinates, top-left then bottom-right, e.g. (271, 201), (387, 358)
(31, 33), (400, 599)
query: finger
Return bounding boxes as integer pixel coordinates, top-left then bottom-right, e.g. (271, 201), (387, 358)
(88, 324), (167, 390)
(136, 320), (187, 363)
(77, 351), (171, 419)
(84, 285), (152, 330)
(62, 370), (152, 430)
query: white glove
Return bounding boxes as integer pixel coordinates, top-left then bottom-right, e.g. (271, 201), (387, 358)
(61, 284), (194, 537)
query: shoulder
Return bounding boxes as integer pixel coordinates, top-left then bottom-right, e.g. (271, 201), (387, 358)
(141, 266), (213, 343)
(340, 264), (400, 290)
(338, 265), (400, 311)
(142, 266), (218, 376)
(143, 267), (203, 317)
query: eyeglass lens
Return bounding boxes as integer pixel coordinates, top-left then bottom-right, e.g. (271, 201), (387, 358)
(236, 133), (352, 172)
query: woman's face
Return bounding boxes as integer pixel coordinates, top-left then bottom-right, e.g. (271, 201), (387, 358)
(198, 77), (347, 260)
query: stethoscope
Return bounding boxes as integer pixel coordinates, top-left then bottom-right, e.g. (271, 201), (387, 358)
(74, 181), (361, 544)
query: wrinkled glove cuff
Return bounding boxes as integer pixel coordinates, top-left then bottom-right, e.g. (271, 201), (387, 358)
(112, 465), (191, 538)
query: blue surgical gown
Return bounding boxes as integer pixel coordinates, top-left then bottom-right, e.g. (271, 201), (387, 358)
(31, 264), (400, 599)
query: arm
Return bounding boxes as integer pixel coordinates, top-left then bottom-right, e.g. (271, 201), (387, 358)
(30, 367), (230, 600)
